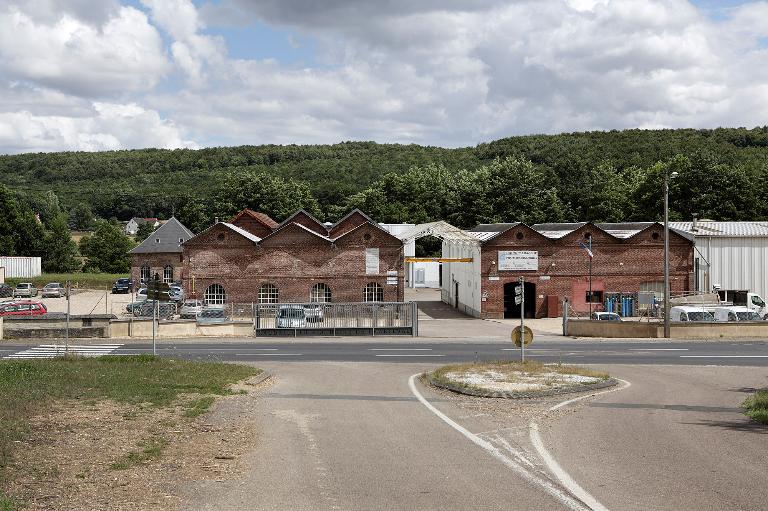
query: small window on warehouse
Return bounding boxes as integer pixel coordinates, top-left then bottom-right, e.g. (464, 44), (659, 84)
(310, 283), (332, 303)
(259, 283), (279, 304)
(163, 265), (173, 283)
(204, 283), (227, 305)
(585, 291), (603, 303)
(140, 265), (150, 282)
(363, 282), (384, 302)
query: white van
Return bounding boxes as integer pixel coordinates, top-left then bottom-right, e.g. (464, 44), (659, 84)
(670, 306), (714, 323)
(712, 306), (762, 322)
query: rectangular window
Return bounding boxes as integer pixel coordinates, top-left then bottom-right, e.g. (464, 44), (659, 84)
(585, 291), (603, 303)
(365, 248), (379, 275)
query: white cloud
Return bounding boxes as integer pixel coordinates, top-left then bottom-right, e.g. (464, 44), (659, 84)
(0, 4), (169, 96)
(2, 0), (768, 153)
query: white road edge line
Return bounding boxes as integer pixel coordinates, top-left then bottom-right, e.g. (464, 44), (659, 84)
(680, 355), (768, 358)
(408, 374), (590, 511)
(627, 349), (688, 351)
(368, 348), (433, 351)
(377, 354), (444, 357)
(527, 378), (632, 511)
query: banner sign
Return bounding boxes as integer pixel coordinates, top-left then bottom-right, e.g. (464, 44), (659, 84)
(498, 251), (538, 271)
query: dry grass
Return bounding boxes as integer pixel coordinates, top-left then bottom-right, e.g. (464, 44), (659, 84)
(742, 389), (768, 424)
(431, 360), (609, 391)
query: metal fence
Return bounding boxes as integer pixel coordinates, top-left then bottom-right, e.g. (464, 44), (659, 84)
(254, 301), (418, 337)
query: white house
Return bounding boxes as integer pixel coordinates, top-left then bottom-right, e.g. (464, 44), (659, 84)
(125, 217), (161, 236)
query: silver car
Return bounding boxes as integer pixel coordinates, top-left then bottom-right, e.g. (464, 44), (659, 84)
(41, 282), (64, 298)
(277, 305), (307, 328)
(13, 283), (38, 298)
(179, 299), (204, 319)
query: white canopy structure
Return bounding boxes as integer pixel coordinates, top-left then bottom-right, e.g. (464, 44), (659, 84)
(393, 221), (480, 247)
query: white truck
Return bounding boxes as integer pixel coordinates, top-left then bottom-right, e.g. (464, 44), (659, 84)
(715, 290), (768, 319)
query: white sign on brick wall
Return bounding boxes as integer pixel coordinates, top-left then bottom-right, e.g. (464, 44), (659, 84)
(498, 251), (538, 271)
(365, 248), (380, 275)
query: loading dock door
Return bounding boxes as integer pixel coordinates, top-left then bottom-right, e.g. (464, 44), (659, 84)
(504, 281), (536, 319)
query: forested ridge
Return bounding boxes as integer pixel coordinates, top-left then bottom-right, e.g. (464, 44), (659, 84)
(2, 127), (768, 233)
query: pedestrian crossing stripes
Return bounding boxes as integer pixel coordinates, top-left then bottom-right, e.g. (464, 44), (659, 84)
(3, 344), (123, 359)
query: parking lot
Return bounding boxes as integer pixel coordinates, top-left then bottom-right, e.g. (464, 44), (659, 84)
(1, 289), (136, 317)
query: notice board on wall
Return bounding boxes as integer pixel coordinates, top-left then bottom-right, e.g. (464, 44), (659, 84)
(498, 251), (538, 271)
(365, 248), (380, 275)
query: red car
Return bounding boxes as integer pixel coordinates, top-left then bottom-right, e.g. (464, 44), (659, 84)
(0, 300), (48, 316)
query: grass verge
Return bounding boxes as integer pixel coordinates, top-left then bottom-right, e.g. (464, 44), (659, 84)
(110, 435), (170, 470)
(6, 273), (127, 290)
(431, 360), (610, 392)
(0, 355), (260, 480)
(742, 389), (768, 424)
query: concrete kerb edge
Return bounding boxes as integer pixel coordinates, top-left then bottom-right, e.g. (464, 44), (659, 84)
(427, 374), (619, 400)
(246, 371), (272, 386)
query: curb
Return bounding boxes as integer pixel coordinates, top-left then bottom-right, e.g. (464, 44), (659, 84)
(246, 371), (272, 386)
(427, 374), (619, 399)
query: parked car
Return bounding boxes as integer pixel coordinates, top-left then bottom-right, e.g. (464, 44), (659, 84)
(590, 312), (621, 321)
(136, 288), (148, 301)
(41, 282), (64, 298)
(132, 300), (177, 319)
(712, 306), (762, 322)
(12, 283), (37, 298)
(0, 300), (47, 316)
(277, 305), (307, 328)
(196, 307), (228, 324)
(0, 283), (12, 298)
(304, 304), (325, 323)
(112, 278), (134, 294)
(169, 285), (184, 302)
(670, 306), (714, 322)
(179, 300), (204, 319)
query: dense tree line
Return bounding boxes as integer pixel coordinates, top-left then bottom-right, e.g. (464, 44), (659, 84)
(3, 127), (768, 272)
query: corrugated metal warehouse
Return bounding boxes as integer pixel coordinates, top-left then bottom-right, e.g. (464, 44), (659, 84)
(0, 257), (42, 278)
(670, 220), (768, 300)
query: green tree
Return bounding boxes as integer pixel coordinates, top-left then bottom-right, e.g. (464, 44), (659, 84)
(213, 169), (321, 221)
(79, 220), (135, 273)
(135, 222), (156, 242)
(42, 215), (80, 272)
(176, 198), (210, 234)
(0, 184), (45, 257)
(68, 202), (94, 230)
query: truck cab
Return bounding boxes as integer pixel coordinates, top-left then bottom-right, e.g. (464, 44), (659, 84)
(716, 290), (768, 319)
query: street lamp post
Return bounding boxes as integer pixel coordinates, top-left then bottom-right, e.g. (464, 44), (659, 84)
(663, 170), (678, 339)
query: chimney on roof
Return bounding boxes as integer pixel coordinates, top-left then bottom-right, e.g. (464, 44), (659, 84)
(215, 217), (219, 224)
(692, 213), (698, 232)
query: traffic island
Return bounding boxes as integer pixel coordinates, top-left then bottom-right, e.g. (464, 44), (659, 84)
(428, 361), (617, 399)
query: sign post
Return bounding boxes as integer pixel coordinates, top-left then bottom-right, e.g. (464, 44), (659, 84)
(519, 276), (525, 362)
(145, 276), (171, 356)
(65, 280), (71, 356)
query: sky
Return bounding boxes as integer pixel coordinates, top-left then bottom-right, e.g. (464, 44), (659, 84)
(0, 0), (767, 154)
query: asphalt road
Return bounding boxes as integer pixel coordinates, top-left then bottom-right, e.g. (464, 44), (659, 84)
(4, 339), (764, 365)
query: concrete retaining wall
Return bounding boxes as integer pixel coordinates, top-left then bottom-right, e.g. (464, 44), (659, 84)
(110, 319), (253, 338)
(567, 319), (768, 339)
(1, 315), (113, 339)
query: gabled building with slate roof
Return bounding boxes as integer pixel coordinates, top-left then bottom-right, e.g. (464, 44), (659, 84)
(129, 217), (194, 285)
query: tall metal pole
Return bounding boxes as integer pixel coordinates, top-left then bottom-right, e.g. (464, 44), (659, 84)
(520, 276), (525, 363)
(588, 235), (593, 317)
(664, 172), (671, 338)
(65, 280), (71, 355)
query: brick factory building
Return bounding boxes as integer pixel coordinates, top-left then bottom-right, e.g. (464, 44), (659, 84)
(181, 209), (405, 305)
(129, 217), (194, 285)
(440, 221), (695, 319)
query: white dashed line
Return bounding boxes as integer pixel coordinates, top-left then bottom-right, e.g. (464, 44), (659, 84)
(375, 354), (445, 357)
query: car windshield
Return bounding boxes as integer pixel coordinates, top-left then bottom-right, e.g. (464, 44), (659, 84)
(183, 301), (200, 307)
(279, 308), (304, 318)
(688, 312), (714, 321)
(16, 284), (28, 288)
(117, 279), (130, 284)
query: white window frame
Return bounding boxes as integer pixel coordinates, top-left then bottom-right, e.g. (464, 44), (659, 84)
(310, 283), (332, 303)
(204, 283), (227, 305)
(163, 265), (173, 284)
(363, 282), (384, 302)
(259, 283), (279, 304)
(140, 265), (150, 282)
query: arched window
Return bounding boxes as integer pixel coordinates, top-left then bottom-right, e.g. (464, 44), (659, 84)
(204, 284), (226, 305)
(259, 283), (279, 304)
(363, 282), (384, 302)
(163, 265), (173, 283)
(140, 265), (150, 282)
(310, 283), (331, 303)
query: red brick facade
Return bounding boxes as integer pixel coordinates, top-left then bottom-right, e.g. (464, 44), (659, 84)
(182, 211), (405, 304)
(476, 223), (694, 319)
(229, 209), (278, 238)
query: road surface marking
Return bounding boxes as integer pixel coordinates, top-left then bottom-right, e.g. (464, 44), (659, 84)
(4, 344), (123, 359)
(628, 349), (688, 352)
(375, 354), (445, 357)
(247, 353), (303, 356)
(526, 379), (631, 511)
(679, 355), (768, 358)
(408, 374), (591, 511)
(368, 348), (433, 351)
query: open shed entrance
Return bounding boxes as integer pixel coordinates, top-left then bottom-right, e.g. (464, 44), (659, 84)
(504, 281), (536, 319)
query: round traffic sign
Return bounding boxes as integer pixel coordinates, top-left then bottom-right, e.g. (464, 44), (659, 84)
(511, 326), (533, 347)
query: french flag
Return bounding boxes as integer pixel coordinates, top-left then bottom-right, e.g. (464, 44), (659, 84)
(579, 240), (593, 258)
